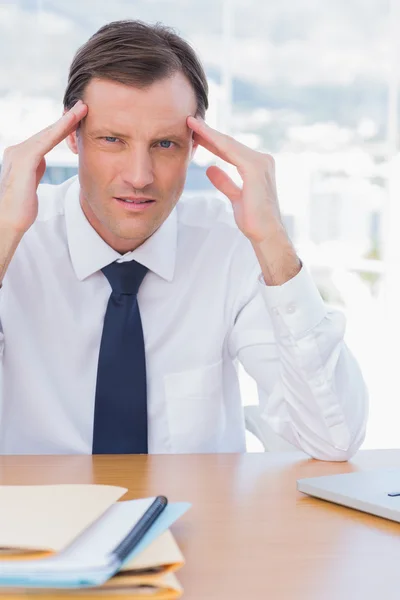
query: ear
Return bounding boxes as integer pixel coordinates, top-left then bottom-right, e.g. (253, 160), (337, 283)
(66, 130), (79, 155)
(190, 135), (199, 161)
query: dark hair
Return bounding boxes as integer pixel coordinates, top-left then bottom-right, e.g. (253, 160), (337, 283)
(63, 20), (209, 118)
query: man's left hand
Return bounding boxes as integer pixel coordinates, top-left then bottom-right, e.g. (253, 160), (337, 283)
(187, 116), (301, 285)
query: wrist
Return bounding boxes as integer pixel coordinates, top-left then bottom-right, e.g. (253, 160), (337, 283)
(0, 221), (26, 242)
(0, 222), (26, 265)
(251, 231), (301, 286)
(0, 223), (25, 287)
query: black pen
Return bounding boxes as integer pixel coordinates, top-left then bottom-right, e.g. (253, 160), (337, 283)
(109, 495), (168, 566)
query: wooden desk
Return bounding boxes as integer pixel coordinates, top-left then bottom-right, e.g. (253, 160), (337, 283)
(0, 450), (400, 599)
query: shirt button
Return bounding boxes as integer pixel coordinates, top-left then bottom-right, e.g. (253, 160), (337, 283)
(272, 307), (279, 316)
(286, 303), (296, 314)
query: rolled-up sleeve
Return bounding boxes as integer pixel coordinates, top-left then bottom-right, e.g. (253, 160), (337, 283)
(228, 264), (368, 462)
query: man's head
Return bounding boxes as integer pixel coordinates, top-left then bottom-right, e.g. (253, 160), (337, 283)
(63, 20), (209, 253)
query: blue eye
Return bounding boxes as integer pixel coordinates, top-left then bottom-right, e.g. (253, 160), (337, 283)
(159, 140), (173, 149)
(104, 136), (119, 143)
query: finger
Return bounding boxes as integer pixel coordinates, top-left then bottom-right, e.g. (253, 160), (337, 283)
(206, 165), (241, 202)
(28, 101), (88, 157)
(187, 116), (253, 167)
(192, 132), (237, 167)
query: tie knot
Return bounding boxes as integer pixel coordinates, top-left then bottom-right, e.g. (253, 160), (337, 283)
(101, 260), (149, 295)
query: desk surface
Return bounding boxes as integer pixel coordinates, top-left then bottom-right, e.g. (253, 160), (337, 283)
(0, 450), (400, 599)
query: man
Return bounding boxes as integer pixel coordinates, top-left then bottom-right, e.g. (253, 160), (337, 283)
(0, 20), (367, 459)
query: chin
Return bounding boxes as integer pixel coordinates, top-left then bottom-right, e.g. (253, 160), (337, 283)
(120, 227), (153, 242)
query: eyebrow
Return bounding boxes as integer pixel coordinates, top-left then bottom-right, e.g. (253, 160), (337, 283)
(89, 128), (190, 142)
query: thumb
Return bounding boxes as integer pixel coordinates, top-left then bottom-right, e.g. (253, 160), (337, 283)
(206, 166), (241, 203)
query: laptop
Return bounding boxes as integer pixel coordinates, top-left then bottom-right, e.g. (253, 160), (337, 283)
(297, 469), (400, 523)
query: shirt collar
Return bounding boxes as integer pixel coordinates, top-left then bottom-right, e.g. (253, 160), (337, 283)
(64, 176), (177, 282)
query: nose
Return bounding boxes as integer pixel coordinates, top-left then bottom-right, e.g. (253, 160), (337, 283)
(121, 148), (154, 190)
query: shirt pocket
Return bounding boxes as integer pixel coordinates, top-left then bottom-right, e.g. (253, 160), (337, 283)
(164, 360), (225, 453)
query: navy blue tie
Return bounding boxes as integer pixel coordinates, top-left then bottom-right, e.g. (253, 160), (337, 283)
(92, 260), (149, 454)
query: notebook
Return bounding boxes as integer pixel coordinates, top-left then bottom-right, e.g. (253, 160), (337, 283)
(0, 484), (190, 589)
(17, 572), (183, 599)
(6, 530), (185, 599)
(80, 530), (184, 599)
(0, 484), (127, 560)
(297, 468), (400, 523)
(100, 571), (183, 598)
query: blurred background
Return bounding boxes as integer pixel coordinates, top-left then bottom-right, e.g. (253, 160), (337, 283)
(1, 0), (400, 451)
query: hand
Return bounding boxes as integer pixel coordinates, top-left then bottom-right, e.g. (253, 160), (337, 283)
(187, 116), (283, 244)
(0, 100), (88, 234)
(187, 117), (301, 285)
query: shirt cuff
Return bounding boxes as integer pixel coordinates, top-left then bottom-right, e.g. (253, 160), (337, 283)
(258, 265), (328, 339)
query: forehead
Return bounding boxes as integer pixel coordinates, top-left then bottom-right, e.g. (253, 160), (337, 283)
(82, 73), (197, 134)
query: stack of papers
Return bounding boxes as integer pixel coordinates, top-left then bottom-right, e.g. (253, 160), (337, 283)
(0, 484), (190, 599)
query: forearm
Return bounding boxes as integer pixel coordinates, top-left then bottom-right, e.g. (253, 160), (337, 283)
(0, 101), (88, 288)
(267, 330), (368, 461)
(0, 223), (24, 286)
(257, 267), (368, 460)
(251, 225), (301, 286)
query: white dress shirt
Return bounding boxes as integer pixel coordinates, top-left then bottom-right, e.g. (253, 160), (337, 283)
(0, 175), (368, 459)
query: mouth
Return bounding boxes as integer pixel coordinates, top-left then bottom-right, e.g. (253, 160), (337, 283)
(113, 197), (156, 211)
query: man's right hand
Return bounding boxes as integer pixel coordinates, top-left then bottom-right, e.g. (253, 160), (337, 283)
(0, 100), (88, 234)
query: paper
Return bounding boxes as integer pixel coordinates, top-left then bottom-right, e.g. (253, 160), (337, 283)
(60, 497), (157, 563)
(120, 503), (189, 569)
(0, 498), (158, 575)
(0, 500), (191, 588)
(121, 529), (184, 573)
(12, 571), (183, 598)
(101, 571), (183, 598)
(0, 485), (127, 556)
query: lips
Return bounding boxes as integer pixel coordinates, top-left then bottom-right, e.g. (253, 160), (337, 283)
(116, 197), (155, 204)
(113, 197), (156, 211)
